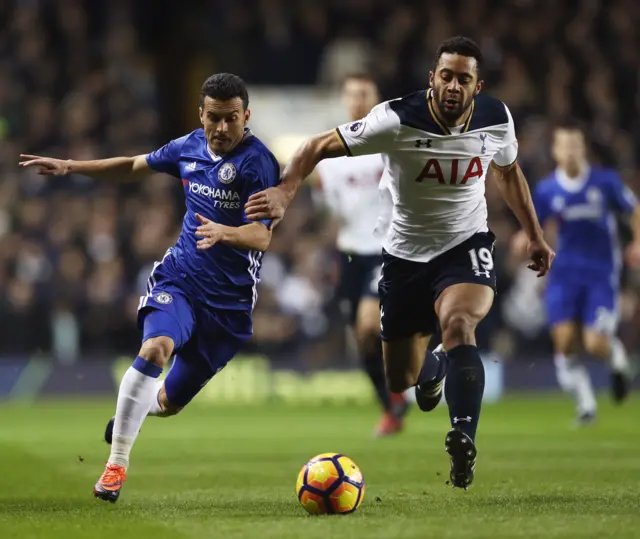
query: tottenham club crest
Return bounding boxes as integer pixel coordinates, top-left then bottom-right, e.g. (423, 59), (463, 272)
(154, 292), (173, 305)
(218, 163), (237, 184)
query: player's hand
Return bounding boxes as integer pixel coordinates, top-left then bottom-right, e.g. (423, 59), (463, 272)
(245, 186), (289, 222)
(526, 236), (555, 277)
(195, 213), (225, 250)
(625, 241), (640, 269)
(19, 154), (70, 176)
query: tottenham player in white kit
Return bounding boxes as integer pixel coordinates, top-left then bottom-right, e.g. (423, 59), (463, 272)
(246, 37), (554, 489)
(316, 74), (408, 437)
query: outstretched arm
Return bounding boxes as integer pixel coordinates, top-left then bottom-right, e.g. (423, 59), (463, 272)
(491, 161), (555, 276)
(19, 154), (152, 180)
(244, 130), (346, 222)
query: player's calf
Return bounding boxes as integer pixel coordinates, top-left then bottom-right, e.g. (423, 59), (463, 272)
(583, 331), (634, 404)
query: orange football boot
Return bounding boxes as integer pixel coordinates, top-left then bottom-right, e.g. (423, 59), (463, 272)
(93, 463), (126, 503)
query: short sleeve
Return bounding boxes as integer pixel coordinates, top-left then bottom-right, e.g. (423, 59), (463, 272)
(492, 104), (518, 167)
(604, 172), (637, 214)
(146, 134), (189, 178)
(533, 183), (551, 224)
(334, 102), (400, 157)
(242, 153), (281, 227)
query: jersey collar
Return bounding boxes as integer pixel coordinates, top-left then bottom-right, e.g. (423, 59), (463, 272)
(427, 89), (475, 136)
(555, 165), (591, 193)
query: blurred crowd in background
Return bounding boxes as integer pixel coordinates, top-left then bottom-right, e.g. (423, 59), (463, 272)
(1, 0), (639, 364)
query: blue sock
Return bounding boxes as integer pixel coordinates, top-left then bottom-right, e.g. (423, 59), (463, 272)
(132, 356), (163, 378)
(444, 345), (485, 440)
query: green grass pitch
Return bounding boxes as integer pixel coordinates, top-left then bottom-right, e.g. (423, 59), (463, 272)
(1, 395), (639, 539)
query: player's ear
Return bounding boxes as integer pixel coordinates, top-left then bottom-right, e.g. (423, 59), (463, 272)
(474, 80), (484, 96)
(428, 71), (435, 89)
(199, 106), (204, 125)
(244, 108), (251, 125)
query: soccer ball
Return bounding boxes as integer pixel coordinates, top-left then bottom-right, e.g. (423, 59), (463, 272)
(295, 452), (365, 515)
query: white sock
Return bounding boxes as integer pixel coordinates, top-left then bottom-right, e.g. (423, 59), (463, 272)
(572, 364), (597, 415)
(609, 337), (630, 375)
(554, 353), (574, 392)
(147, 380), (165, 416)
(109, 364), (162, 469)
(554, 354), (596, 415)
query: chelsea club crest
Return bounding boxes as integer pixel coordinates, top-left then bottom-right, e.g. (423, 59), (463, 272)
(218, 163), (237, 184)
(154, 292), (173, 305)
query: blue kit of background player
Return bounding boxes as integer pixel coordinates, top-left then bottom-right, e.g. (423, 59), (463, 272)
(535, 163), (636, 333)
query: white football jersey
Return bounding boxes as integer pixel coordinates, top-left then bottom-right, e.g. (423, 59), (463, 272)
(335, 89), (518, 262)
(315, 154), (384, 255)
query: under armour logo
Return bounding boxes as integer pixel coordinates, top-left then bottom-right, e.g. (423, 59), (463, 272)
(453, 416), (472, 423)
(415, 139), (432, 148)
(479, 134), (487, 154)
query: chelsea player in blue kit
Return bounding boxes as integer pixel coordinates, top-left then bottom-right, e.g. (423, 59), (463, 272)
(521, 123), (640, 425)
(19, 74), (280, 502)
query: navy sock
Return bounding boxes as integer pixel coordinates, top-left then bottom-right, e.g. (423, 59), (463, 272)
(362, 339), (392, 411)
(444, 345), (485, 441)
(417, 349), (448, 387)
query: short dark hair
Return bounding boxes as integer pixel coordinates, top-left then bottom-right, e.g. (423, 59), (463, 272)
(434, 36), (484, 76)
(199, 73), (249, 109)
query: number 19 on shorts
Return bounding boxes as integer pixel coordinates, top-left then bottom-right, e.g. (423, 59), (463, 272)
(468, 247), (493, 278)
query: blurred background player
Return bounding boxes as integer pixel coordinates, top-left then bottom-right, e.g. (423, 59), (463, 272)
(514, 122), (640, 425)
(19, 74), (280, 502)
(314, 74), (408, 437)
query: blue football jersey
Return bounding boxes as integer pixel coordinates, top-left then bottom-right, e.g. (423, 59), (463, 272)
(145, 128), (279, 311)
(534, 166), (637, 282)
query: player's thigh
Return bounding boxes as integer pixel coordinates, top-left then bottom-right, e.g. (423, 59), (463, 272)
(378, 249), (435, 342)
(431, 232), (497, 349)
(435, 283), (494, 349)
(550, 321), (581, 356)
(164, 307), (251, 408)
(138, 287), (196, 367)
(382, 334), (431, 393)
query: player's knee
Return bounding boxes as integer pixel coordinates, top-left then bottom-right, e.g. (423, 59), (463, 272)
(440, 311), (477, 348)
(583, 332), (610, 359)
(139, 337), (174, 368)
(157, 387), (184, 416)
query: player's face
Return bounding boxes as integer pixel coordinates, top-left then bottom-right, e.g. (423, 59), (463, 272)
(429, 53), (483, 124)
(553, 129), (587, 174)
(199, 96), (250, 154)
(342, 79), (379, 121)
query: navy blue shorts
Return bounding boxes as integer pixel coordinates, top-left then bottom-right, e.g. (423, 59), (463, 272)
(138, 273), (251, 407)
(378, 231), (497, 341)
(337, 251), (382, 325)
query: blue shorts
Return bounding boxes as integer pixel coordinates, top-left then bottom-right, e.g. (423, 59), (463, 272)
(138, 275), (252, 407)
(545, 277), (619, 335)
